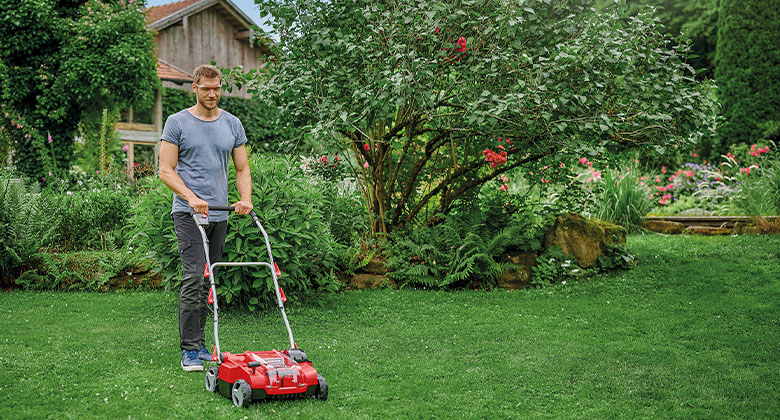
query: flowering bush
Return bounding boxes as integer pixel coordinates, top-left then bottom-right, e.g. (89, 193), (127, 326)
(231, 0), (714, 236)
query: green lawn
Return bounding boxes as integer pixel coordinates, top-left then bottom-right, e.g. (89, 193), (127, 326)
(1, 234), (779, 419)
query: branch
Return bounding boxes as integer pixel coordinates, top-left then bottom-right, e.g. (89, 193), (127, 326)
(400, 147), (549, 229)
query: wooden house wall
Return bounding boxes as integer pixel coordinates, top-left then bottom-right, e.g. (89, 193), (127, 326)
(154, 7), (260, 98)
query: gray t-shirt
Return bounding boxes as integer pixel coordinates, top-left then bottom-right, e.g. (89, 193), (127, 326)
(161, 109), (247, 222)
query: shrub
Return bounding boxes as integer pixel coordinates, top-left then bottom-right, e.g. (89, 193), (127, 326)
(15, 250), (137, 291)
(42, 187), (133, 251)
(589, 166), (652, 232)
(0, 172), (57, 280)
(126, 176), (179, 285)
(530, 246), (588, 287)
(386, 204), (547, 289)
(714, 0), (780, 155)
(730, 150), (780, 216)
(302, 154), (369, 248)
(128, 155), (341, 310)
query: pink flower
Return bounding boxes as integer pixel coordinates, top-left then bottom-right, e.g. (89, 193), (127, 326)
(320, 155), (327, 164)
(363, 161), (370, 168)
(661, 166), (666, 174)
(693, 152), (697, 158)
(122, 145), (128, 152)
(578, 157), (588, 165)
(592, 170), (601, 181)
(48, 133), (53, 143)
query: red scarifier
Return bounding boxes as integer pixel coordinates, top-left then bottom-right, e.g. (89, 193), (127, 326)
(193, 206), (328, 407)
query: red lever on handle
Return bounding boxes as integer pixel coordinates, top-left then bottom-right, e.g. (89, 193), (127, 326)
(211, 345), (218, 362)
(207, 288), (214, 304)
(279, 287), (287, 303)
(273, 262), (281, 277)
(203, 263), (210, 278)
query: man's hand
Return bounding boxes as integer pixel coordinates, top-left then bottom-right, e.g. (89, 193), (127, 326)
(232, 200), (253, 215)
(189, 196), (209, 216)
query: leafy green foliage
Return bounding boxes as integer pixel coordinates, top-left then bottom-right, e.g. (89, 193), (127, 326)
(128, 155), (341, 310)
(531, 245), (590, 287)
(730, 150), (780, 216)
(597, 243), (636, 270)
(160, 87), (295, 154)
(126, 176), (179, 285)
(714, 0), (780, 155)
(302, 154), (370, 247)
(595, 0), (719, 79)
(14, 250), (136, 291)
(0, 0), (158, 180)
(42, 188), (133, 251)
(230, 0), (715, 235)
(387, 207), (528, 289)
(589, 166), (652, 232)
(0, 173), (57, 279)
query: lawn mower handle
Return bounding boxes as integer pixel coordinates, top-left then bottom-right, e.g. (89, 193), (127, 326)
(205, 205), (258, 219)
(191, 205), (297, 357)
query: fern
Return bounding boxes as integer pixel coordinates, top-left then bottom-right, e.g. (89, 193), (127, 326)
(441, 226), (519, 288)
(388, 206), (523, 289)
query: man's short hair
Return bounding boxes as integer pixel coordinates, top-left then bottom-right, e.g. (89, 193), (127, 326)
(192, 65), (222, 84)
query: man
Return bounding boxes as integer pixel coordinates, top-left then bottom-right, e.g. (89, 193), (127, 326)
(159, 64), (253, 372)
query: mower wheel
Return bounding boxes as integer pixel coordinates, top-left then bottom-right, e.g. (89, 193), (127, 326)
(314, 374), (328, 401)
(205, 366), (219, 393)
(231, 380), (252, 408)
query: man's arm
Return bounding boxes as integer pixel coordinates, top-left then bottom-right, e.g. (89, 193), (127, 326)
(159, 141), (210, 215)
(231, 144), (253, 215)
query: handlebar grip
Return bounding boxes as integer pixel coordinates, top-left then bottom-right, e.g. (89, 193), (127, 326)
(207, 206), (235, 211)
(195, 205), (258, 219)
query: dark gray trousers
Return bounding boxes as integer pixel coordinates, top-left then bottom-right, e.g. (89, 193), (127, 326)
(172, 212), (227, 351)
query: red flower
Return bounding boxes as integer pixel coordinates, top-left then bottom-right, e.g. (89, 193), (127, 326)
(455, 36), (467, 53)
(482, 148), (507, 168)
(363, 143), (370, 151)
(435, 27), (440, 34)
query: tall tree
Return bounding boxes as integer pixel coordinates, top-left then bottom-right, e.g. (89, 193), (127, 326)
(236, 0), (714, 234)
(715, 0), (780, 153)
(0, 0), (158, 180)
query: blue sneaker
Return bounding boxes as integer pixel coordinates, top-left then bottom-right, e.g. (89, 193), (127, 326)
(181, 349), (203, 372)
(198, 345), (213, 361)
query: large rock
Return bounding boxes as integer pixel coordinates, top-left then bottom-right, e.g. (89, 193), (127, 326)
(498, 252), (536, 289)
(362, 257), (389, 274)
(687, 226), (731, 236)
(543, 213), (627, 268)
(643, 220), (685, 234)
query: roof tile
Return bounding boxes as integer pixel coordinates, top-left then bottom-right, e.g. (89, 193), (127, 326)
(145, 0), (201, 25)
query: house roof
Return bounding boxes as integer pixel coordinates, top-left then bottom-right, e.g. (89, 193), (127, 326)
(157, 59), (193, 83)
(146, 0), (256, 31)
(145, 0), (200, 25)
